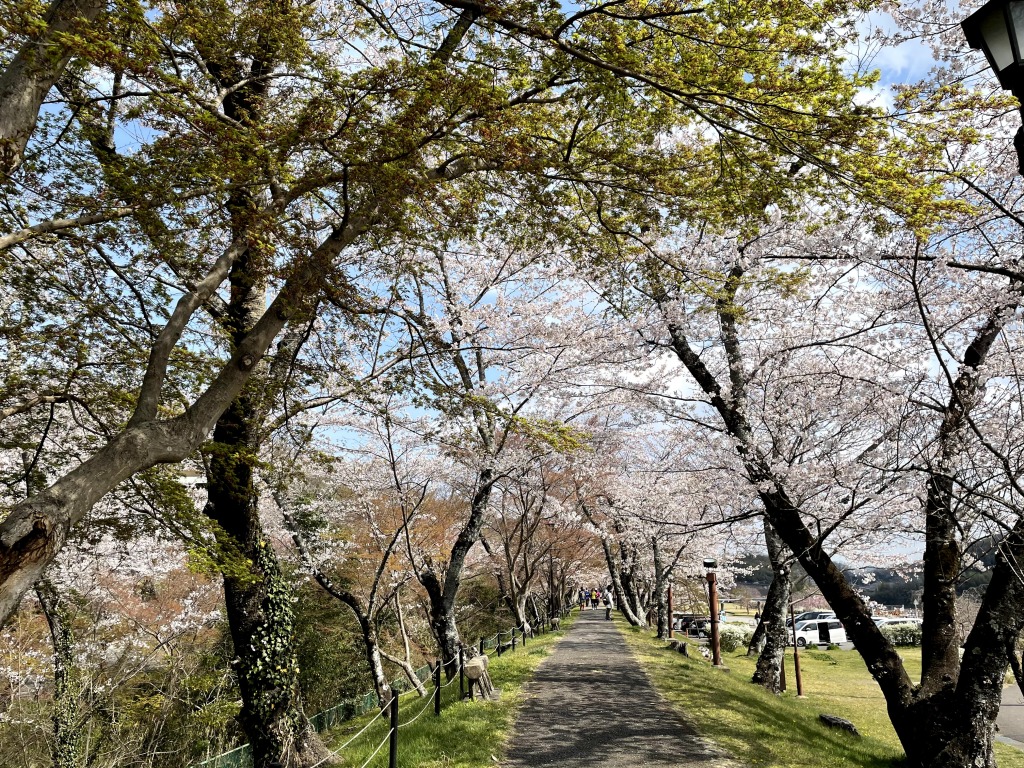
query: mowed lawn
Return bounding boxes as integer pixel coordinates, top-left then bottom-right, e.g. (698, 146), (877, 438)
(620, 621), (1024, 768)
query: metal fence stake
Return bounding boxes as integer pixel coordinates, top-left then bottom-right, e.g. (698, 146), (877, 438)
(388, 691), (399, 768)
(459, 645), (465, 698)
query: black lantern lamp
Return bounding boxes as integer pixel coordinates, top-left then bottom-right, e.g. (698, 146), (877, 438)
(963, 0), (1024, 170)
(962, 0), (1024, 95)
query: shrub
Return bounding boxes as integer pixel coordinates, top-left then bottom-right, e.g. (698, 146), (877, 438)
(719, 627), (743, 653)
(880, 623), (922, 647)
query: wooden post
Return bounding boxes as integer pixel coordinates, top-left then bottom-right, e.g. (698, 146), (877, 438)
(433, 660), (441, 715)
(479, 637), (484, 656)
(668, 584), (674, 638)
(459, 645), (465, 699)
(388, 691), (399, 768)
(790, 604), (804, 697)
(707, 571), (723, 667)
(512, 629), (517, 652)
(497, 639), (503, 656)
(522, 624), (527, 646)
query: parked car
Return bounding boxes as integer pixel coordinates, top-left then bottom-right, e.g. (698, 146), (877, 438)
(673, 614), (712, 637)
(791, 618), (847, 647)
(874, 617), (923, 628)
(786, 610), (836, 628)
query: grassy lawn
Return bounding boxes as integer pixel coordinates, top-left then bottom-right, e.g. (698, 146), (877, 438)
(619, 620), (1024, 768)
(324, 616), (573, 768)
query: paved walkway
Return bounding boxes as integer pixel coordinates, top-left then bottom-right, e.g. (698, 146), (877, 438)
(503, 609), (737, 767)
(999, 683), (1024, 750)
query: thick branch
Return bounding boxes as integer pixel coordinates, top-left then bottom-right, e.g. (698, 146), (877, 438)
(0, 0), (106, 175)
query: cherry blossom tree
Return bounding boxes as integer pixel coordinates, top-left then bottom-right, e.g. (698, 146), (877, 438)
(575, 155), (1024, 762)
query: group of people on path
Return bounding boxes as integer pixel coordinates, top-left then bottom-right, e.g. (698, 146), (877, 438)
(578, 586), (616, 619)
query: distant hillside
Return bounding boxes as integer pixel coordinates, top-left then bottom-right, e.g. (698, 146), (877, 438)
(735, 536), (999, 604)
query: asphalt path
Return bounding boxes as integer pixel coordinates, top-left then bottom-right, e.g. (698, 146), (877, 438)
(503, 609), (738, 768)
(999, 683), (1024, 749)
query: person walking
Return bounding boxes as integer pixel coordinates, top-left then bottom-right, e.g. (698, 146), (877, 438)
(604, 588), (615, 620)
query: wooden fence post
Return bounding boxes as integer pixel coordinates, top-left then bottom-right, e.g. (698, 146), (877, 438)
(512, 629), (517, 652)
(459, 645), (465, 699)
(388, 691), (399, 768)
(434, 660), (441, 716)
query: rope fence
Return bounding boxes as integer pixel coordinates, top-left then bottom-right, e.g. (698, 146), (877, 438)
(397, 690), (436, 729)
(193, 605), (577, 768)
(356, 728), (393, 768)
(309, 705), (390, 768)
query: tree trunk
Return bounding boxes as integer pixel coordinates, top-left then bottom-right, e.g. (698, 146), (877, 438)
(758, 479), (1021, 768)
(921, 470), (961, 694)
(529, 594), (542, 625)
(206, 416), (329, 768)
(0, 0), (105, 175)
(618, 545), (646, 625)
(916, 516), (1024, 768)
(751, 518), (790, 693)
(916, 306), (1013, 694)
(597, 535), (642, 625)
(418, 466), (494, 675)
(35, 579), (82, 768)
(746, 617), (765, 656)
(355, 614), (392, 708)
(203, 183), (328, 768)
(652, 538), (669, 639)
(509, 592), (528, 629)
(381, 592), (427, 697)
(421, 578), (462, 676)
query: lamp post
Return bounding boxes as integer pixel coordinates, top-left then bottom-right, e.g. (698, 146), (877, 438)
(962, 0), (1024, 169)
(667, 582), (674, 639)
(704, 558), (723, 667)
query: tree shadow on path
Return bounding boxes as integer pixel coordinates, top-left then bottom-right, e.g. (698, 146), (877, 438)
(503, 611), (739, 767)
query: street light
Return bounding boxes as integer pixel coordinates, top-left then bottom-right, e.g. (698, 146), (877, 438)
(962, 0), (1024, 93)
(703, 558), (723, 667)
(962, 0), (1024, 168)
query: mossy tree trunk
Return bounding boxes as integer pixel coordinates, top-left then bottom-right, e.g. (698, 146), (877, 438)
(203, 192), (328, 767)
(205, 391), (330, 768)
(35, 579), (83, 768)
(750, 517), (790, 693)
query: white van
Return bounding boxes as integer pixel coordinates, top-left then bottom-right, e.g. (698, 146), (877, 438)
(792, 618), (847, 647)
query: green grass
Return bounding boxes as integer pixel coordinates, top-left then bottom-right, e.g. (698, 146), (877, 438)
(619, 620), (1024, 768)
(323, 616), (574, 768)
